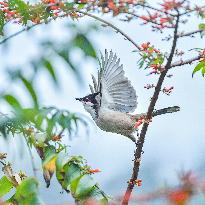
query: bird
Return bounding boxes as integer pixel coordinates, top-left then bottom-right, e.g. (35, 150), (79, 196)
(76, 50), (180, 142)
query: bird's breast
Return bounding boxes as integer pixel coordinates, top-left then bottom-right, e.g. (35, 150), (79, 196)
(96, 109), (134, 134)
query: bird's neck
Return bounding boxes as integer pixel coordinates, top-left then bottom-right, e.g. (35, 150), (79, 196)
(84, 104), (99, 120)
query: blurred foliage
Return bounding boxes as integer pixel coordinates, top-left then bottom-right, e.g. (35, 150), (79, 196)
(0, 17), (109, 204)
(0, 153), (44, 205)
(1, 0), (204, 204)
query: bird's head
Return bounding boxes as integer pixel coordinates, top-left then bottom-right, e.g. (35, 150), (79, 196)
(75, 92), (100, 118)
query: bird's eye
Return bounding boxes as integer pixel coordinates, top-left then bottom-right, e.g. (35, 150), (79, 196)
(85, 98), (89, 102)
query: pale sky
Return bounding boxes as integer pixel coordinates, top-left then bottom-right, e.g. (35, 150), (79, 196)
(0, 1), (205, 204)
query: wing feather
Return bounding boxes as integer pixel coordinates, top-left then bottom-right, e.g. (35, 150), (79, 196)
(91, 75), (98, 92)
(89, 84), (94, 93)
(91, 50), (137, 112)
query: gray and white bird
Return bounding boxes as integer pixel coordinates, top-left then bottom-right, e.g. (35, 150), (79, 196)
(76, 50), (179, 142)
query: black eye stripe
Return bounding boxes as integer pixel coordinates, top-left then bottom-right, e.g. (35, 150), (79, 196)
(83, 93), (99, 104)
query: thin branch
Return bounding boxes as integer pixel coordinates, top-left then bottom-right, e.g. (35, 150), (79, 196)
(179, 5), (205, 17)
(125, 11), (174, 29)
(25, 137), (38, 177)
(177, 29), (202, 38)
(77, 11), (141, 50)
(170, 55), (200, 68)
(0, 7), (83, 45)
(122, 12), (181, 205)
(0, 24), (38, 45)
(1, 10), (141, 51)
(137, 3), (176, 17)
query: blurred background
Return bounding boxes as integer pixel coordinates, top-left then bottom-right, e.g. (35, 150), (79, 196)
(0, 0), (205, 204)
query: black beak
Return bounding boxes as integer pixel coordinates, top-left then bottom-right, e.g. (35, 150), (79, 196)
(75, 98), (82, 101)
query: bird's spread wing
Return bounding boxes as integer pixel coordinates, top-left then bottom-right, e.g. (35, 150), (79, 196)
(89, 50), (137, 112)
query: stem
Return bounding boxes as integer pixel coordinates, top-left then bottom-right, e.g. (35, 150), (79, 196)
(0, 24), (38, 45)
(77, 11), (141, 50)
(25, 138), (38, 177)
(170, 55), (201, 68)
(122, 12), (180, 205)
(177, 29), (202, 38)
(137, 3), (175, 17)
(1, 10), (141, 51)
(0, 10), (79, 45)
(126, 11), (174, 29)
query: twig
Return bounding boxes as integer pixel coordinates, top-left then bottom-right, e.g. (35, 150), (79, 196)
(179, 5), (205, 17)
(0, 10), (79, 45)
(177, 29), (202, 38)
(126, 11), (174, 29)
(77, 11), (141, 50)
(25, 138), (38, 178)
(0, 24), (38, 45)
(137, 3), (175, 17)
(170, 55), (200, 68)
(122, 11), (180, 205)
(0, 10), (141, 51)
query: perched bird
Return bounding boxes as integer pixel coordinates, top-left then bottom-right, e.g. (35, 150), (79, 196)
(76, 50), (179, 142)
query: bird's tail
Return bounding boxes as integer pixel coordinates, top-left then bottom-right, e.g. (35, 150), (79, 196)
(152, 106), (180, 117)
(131, 106), (180, 121)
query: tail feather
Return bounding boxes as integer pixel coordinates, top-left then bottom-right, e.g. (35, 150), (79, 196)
(131, 106), (180, 121)
(152, 106), (180, 117)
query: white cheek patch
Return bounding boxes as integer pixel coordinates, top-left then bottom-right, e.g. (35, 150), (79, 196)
(84, 101), (93, 106)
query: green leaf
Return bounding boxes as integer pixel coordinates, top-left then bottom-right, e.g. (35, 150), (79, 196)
(8, 0), (30, 25)
(64, 2), (75, 9)
(199, 23), (205, 30)
(15, 178), (38, 200)
(0, 176), (13, 197)
(3, 94), (22, 111)
(19, 76), (39, 108)
(202, 66), (205, 77)
(57, 50), (83, 83)
(42, 59), (58, 86)
(16, 195), (45, 205)
(88, 186), (108, 203)
(14, 177), (44, 205)
(63, 163), (81, 189)
(73, 34), (96, 58)
(77, 3), (86, 9)
(192, 61), (205, 77)
(74, 174), (96, 199)
(56, 152), (70, 171)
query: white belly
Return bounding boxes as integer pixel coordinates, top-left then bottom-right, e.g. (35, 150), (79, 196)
(96, 109), (134, 135)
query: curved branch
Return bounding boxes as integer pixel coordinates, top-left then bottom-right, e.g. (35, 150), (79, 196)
(0, 24), (38, 45)
(177, 29), (202, 38)
(0, 14), (66, 45)
(125, 11), (174, 29)
(77, 11), (141, 50)
(1, 10), (141, 51)
(122, 12), (181, 205)
(170, 55), (200, 68)
(137, 3), (175, 17)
